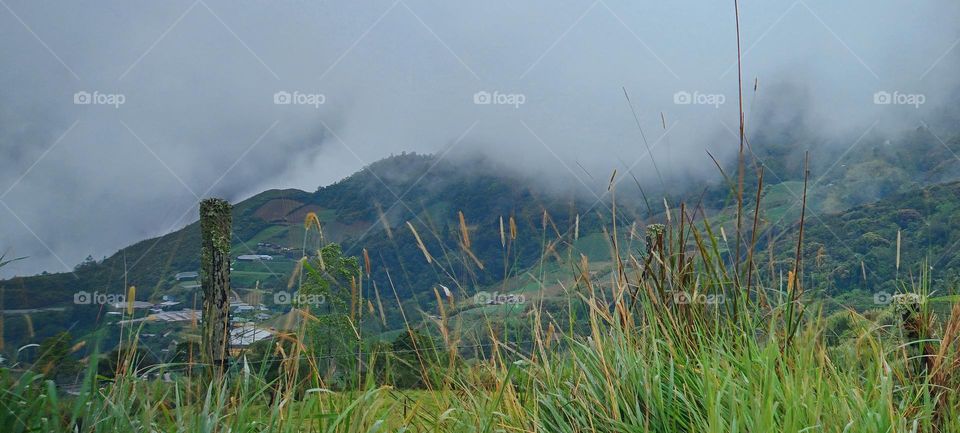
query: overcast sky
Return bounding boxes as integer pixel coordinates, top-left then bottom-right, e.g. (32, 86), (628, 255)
(1, 0), (958, 277)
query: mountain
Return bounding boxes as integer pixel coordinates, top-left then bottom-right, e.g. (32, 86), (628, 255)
(3, 123), (960, 350)
(0, 153), (639, 348)
(785, 180), (960, 296)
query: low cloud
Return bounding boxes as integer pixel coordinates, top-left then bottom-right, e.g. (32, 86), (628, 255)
(1, 0), (957, 276)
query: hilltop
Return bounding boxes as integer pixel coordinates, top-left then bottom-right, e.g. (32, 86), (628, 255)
(3, 124), (960, 348)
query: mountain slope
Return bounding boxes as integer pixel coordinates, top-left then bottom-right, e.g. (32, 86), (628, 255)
(786, 180), (960, 295)
(1, 153), (630, 309)
(5, 129), (960, 350)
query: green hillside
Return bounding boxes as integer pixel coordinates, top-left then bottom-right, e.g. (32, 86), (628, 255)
(3, 125), (960, 351)
(783, 180), (960, 296)
(0, 153), (635, 349)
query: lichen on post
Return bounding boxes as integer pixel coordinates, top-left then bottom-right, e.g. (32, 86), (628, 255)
(200, 198), (232, 377)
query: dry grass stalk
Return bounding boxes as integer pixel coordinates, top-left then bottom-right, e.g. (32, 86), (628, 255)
(407, 221), (433, 264)
(458, 211), (471, 249)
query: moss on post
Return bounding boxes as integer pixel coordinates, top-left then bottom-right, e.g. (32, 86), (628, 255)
(200, 198), (232, 377)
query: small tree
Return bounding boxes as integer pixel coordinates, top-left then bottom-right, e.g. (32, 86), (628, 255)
(35, 332), (80, 382)
(388, 329), (445, 389)
(298, 243), (360, 387)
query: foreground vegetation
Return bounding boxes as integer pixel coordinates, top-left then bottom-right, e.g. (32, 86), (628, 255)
(4, 189), (960, 433)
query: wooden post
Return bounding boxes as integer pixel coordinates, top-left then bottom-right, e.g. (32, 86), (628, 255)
(200, 198), (232, 377)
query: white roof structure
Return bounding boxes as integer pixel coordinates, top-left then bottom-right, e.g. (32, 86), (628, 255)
(175, 271), (199, 280)
(110, 301), (153, 310)
(153, 309), (201, 322)
(237, 254), (273, 261)
(230, 326), (273, 347)
(115, 309), (200, 325)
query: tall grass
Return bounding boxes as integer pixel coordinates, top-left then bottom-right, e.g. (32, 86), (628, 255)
(4, 190), (960, 432)
(3, 5), (958, 425)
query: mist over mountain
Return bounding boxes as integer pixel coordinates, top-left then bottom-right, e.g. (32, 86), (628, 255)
(7, 3), (960, 430)
(1, 0), (959, 278)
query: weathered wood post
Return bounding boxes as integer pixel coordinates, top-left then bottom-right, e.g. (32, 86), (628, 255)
(200, 198), (232, 378)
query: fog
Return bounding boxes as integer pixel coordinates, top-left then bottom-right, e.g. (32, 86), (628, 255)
(1, 0), (958, 276)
